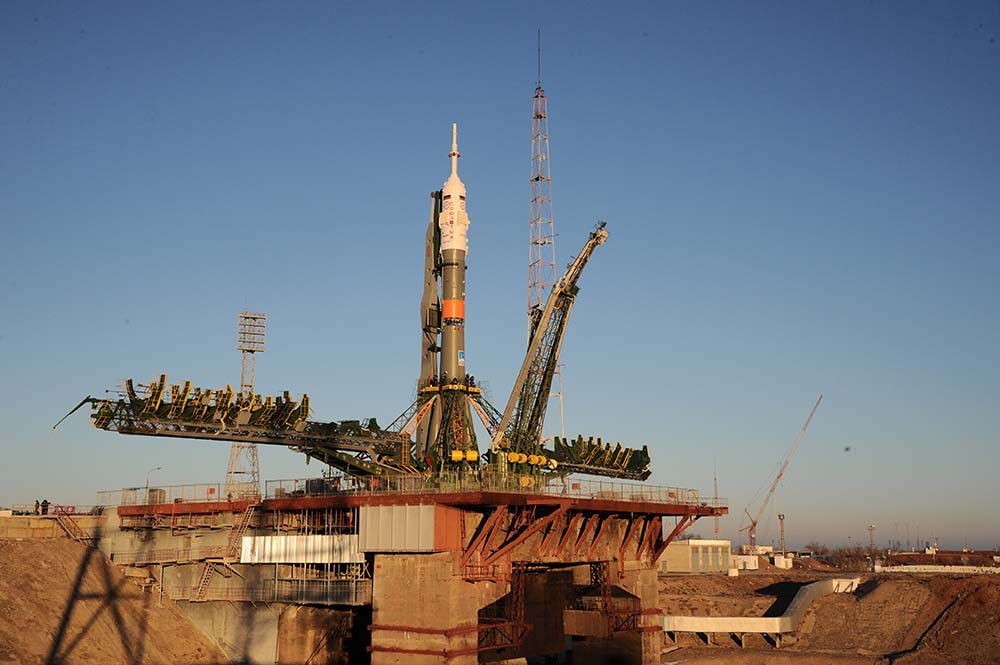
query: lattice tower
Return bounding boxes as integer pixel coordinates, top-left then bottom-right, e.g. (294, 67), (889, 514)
(528, 37), (564, 439)
(227, 310), (265, 499)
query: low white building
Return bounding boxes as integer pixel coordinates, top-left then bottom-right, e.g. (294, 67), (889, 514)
(731, 554), (760, 571)
(660, 539), (731, 574)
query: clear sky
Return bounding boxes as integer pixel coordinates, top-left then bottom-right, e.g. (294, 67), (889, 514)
(2, 1), (997, 550)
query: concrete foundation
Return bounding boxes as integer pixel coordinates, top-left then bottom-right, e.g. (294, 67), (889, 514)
(180, 600), (280, 664)
(370, 552), (494, 664)
(565, 566), (662, 665)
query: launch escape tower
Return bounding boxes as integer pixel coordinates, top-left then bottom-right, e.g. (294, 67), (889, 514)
(60, 121), (728, 665)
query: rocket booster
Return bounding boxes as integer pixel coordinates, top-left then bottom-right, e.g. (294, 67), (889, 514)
(439, 123), (471, 381)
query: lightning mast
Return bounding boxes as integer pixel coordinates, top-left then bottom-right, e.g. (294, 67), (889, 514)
(227, 310), (265, 500)
(529, 32), (564, 439)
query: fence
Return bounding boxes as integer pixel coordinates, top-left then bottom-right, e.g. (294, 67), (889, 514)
(110, 545), (227, 566)
(7, 503), (104, 516)
(98, 474), (726, 510)
(266, 471), (726, 509)
(97, 483), (232, 506)
(167, 578), (372, 605)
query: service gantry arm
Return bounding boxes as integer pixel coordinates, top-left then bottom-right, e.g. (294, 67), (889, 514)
(56, 377), (416, 477)
(493, 222), (608, 456)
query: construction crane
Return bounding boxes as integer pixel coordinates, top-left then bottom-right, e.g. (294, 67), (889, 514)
(740, 394), (823, 552)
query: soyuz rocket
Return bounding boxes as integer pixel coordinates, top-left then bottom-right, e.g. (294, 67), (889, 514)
(438, 123), (471, 381)
(415, 124), (474, 461)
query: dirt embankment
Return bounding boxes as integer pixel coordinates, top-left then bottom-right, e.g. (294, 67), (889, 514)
(0, 538), (226, 665)
(891, 575), (1000, 665)
(660, 572), (1000, 665)
(660, 572), (829, 618)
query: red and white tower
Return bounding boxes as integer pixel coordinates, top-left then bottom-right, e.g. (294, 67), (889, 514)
(528, 36), (564, 439)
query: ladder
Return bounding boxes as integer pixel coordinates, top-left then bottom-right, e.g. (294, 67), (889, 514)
(226, 504), (256, 561)
(53, 506), (94, 543)
(192, 504), (256, 601)
(193, 562), (215, 602)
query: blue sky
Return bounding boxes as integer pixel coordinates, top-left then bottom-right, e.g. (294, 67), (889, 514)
(2, 1), (997, 549)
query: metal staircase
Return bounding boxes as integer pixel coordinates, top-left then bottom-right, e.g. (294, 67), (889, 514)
(192, 504), (256, 602)
(193, 562), (216, 602)
(226, 504), (255, 560)
(53, 506), (94, 543)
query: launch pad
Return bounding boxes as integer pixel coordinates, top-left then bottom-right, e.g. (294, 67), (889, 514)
(61, 124), (727, 664)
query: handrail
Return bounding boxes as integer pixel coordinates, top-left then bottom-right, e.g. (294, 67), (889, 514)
(264, 472), (726, 508)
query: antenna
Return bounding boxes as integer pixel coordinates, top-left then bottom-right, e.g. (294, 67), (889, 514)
(529, 34), (565, 439)
(537, 29), (542, 88)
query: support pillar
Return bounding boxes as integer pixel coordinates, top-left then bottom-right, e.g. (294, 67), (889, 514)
(572, 566), (661, 665)
(370, 552), (504, 665)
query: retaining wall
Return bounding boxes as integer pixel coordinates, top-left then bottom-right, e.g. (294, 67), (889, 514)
(0, 515), (104, 539)
(662, 577), (860, 634)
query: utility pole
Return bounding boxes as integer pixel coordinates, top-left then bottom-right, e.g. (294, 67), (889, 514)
(778, 514), (786, 556)
(713, 463), (720, 537)
(528, 31), (564, 440)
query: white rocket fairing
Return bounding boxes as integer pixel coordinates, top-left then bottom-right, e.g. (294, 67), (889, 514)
(439, 123), (470, 254)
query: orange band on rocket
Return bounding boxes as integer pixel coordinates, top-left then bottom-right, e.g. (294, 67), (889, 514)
(442, 299), (465, 319)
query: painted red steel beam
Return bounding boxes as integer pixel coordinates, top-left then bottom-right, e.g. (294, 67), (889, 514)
(461, 505), (508, 568)
(370, 623), (479, 637)
(618, 516), (645, 566)
(651, 515), (699, 562)
(587, 515), (616, 559)
(538, 512), (566, 556)
(117, 500), (255, 517)
(481, 505), (568, 566)
(572, 514), (600, 557)
(115, 492), (722, 524)
(556, 513), (584, 553)
(369, 621), (530, 658)
(637, 517), (663, 560)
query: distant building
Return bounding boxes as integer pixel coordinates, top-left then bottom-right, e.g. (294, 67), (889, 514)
(731, 554), (760, 571)
(660, 539), (731, 574)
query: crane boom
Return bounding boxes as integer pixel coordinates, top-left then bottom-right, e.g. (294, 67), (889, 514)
(744, 393), (823, 548)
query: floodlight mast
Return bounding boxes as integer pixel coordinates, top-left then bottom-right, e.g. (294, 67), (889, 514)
(227, 310), (267, 500)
